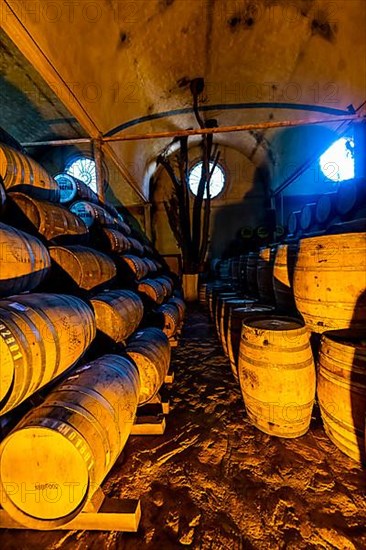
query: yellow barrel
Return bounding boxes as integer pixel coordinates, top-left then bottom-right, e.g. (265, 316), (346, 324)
(273, 243), (298, 312)
(238, 316), (315, 437)
(257, 246), (276, 304)
(98, 228), (131, 254)
(0, 222), (51, 297)
(7, 192), (89, 244)
(0, 144), (59, 202)
(90, 289), (144, 343)
(317, 330), (366, 464)
(0, 354), (139, 529)
(49, 245), (116, 292)
(0, 293), (96, 414)
(293, 232), (366, 332)
(119, 254), (150, 281)
(126, 328), (171, 404)
(227, 305), (274, 380)
(246, 252), (259, 296)
(137, 279), (166, 304)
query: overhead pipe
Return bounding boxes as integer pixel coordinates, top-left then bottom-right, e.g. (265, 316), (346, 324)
(21, 115), (360, 148)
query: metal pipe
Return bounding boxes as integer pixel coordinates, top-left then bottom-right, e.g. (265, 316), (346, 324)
(21, 115), (359, 148)
(93, 139), (105, 202)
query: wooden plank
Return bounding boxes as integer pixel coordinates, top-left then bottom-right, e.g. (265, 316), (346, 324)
(131, 403), (166, 435)
(0, 499), (141, 531)
(165, 367), (175, 384)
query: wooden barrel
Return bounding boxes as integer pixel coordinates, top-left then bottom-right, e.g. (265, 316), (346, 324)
(215, 292), (238, 337)
(70, 200), (119, 229)
(273, 243), (298, 312)
(90, 289), (144, 343)
(6, 192), (89, 244)
(155, 303), (180, 338)
(0, 222), (51, 297)
(128, 237), (145, 256)
(157, 275), (174, 298)
(207, 284), (231, 319)
(219, 298), (256, 355)
(137, 279), (166, 304)
(327, 218), (366, 235)
(316, 192), (337, 226)
(119, 254), (150, 281)
(238, 316), (315, 437)
(336, 181), (358, 218)
(257, 246), (276, 304)
(144, 257), (158, 273)
(168, 296), (186, 325)
(199, 283), (208, 305)
(317, 330), (366, 464)
(97, 227), (131, 254)
(238, 254), (248, 291)
(0, 180), (6, 212)
(49, 245), (116, 292)
(126, 328), (170, 404)
(0, 354), (139, 529)
(54, 173), (99, 205)
(0, 144), (59, 202)
(293, 233), (366, 332)
(227, 305), (274, 380)
(288, 211), (301, 235)
(300, 203), (317, 232)
(246, 252), (259, 296)
(229, 258), (240, 289)
(0, 293), (96, 414)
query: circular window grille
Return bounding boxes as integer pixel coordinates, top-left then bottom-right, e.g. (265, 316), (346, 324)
(188, 161), (225, 199)
(66, 156), (97, 193)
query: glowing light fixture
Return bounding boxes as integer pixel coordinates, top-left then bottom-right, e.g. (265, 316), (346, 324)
(188, 161), (225, 198)
(319, 137), (355, 182)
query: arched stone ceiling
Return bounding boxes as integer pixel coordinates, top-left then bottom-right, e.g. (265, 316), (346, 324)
(1, 0), (365, 203)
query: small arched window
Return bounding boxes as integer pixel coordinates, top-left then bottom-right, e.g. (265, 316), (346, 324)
(319, 137), (355, 182)
(66, 156), (97, 193)
(188, 161), (226, 199)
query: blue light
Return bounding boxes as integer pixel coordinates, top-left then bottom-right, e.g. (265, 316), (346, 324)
(319, 137), (355, 182)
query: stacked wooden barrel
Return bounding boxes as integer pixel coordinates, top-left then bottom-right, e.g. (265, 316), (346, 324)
(0, 142), (183, 529)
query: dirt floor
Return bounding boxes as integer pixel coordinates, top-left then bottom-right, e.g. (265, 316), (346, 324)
(1, 305), (366, 549)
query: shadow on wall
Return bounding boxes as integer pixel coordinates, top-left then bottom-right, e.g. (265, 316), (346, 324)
(210, 166), (270, 258)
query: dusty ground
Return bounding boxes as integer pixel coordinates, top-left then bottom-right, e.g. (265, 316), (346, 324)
(1, 305), (366, 549)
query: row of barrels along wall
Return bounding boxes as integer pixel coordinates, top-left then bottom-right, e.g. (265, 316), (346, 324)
(0, 143), (186, 528)
(200, 220), (366, 464)
(286, 179), (366, 237)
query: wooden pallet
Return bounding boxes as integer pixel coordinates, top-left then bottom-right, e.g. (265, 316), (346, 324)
(131, 402), (166, 435)
(0, 487), (141, 531)
(164, 366), (175, 384)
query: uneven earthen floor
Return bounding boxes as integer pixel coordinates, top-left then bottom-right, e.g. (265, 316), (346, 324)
(1, 306), (366, 549)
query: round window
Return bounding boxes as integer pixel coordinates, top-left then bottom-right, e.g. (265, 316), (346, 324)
(66, 156), (97, 193)
(188, 161), (225, 199)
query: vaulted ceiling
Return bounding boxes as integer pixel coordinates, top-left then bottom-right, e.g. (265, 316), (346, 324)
(1, 0), (365, 204)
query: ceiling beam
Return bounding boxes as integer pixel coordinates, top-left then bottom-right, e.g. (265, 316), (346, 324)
(1, 1), (148, 203)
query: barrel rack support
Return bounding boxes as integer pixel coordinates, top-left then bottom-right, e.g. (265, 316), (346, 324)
(130, 388), (170, 435)
(0, 487), (141, 531)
